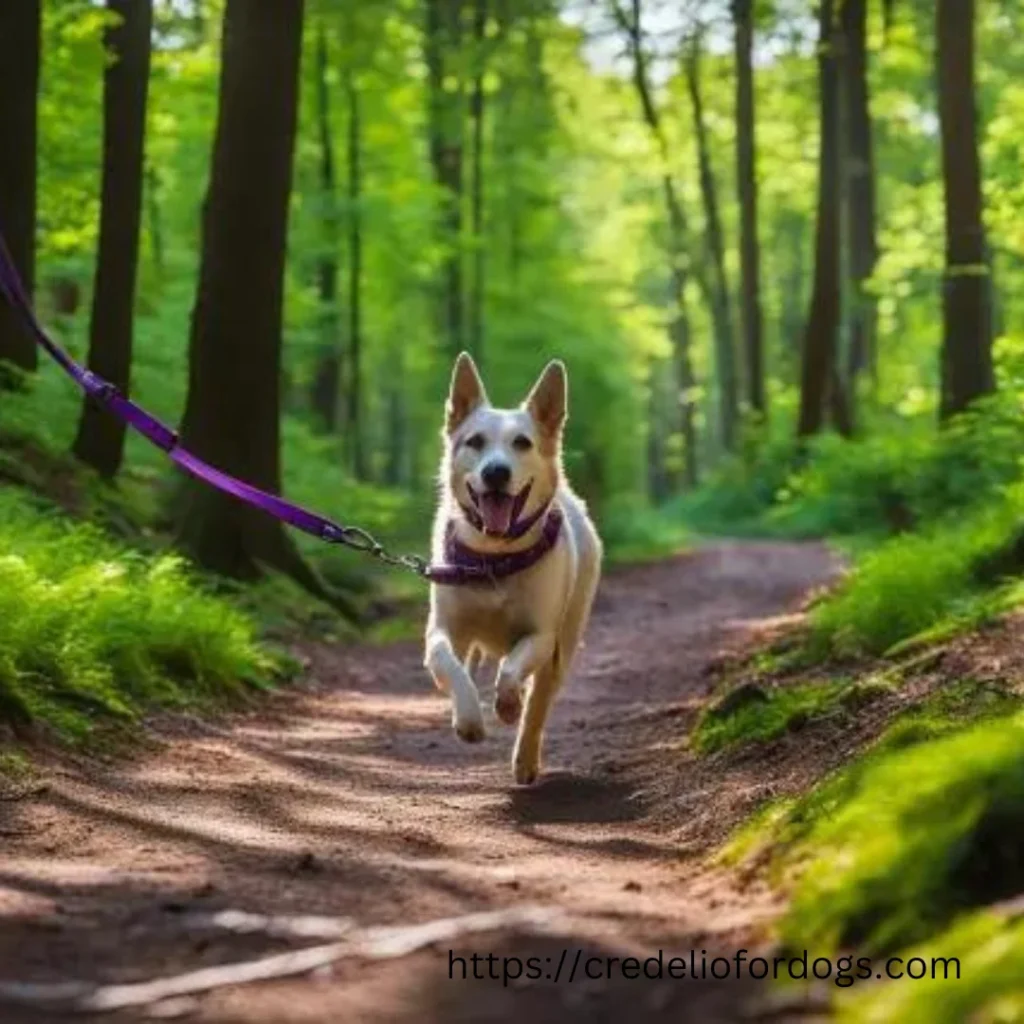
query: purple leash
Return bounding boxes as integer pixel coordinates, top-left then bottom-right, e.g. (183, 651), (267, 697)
(0, 232), (561, 586)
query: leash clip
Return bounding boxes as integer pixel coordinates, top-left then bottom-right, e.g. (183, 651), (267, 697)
(81, 371), (120, 406)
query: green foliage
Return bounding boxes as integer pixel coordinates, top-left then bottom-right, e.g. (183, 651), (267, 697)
(0, 490), (271, 741)
(810, 486), (1024, 657)
(683, 392), (1024, 542)
(599, 495), (689, 565)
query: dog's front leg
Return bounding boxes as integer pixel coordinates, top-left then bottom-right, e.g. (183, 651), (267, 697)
(425, 628), (486, 743)
(494, 632), (557, 727)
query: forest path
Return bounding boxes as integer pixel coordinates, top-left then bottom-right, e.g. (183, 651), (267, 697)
(0, 541), (838, 1023)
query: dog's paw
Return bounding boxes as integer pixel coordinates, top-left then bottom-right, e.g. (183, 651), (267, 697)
(494, 686), (522, 726)
(513, 752), (540, 786)
(454, 714), (487, 744)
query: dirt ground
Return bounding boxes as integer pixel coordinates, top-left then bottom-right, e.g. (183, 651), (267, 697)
(0, 541), (840, 1023)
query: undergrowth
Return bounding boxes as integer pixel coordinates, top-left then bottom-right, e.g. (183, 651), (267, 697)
(809, 486), (1024, 657)
(714, 681), (1024, 1023)
(0, 489), (273, 741)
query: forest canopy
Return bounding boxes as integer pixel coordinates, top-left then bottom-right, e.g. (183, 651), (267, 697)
(0, 0), (1020, 584)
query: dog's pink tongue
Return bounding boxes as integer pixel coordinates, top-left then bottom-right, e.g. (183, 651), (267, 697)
(479, 492), (514, 535)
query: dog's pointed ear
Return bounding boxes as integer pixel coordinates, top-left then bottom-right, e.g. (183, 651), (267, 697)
(523, 360), (568, 438)
(446, 352), (489, 433)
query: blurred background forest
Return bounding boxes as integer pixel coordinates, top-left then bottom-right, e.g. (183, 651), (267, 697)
(0, 0), (1023, 722)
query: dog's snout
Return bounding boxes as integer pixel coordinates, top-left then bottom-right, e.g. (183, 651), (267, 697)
(481, 462), (512, 492)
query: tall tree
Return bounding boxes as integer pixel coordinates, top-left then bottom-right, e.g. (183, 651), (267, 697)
(612, 0), (698, 487)
(345, 66), (366, 480)
(685, 33), (738, 452)
(73, 0), (153, 478)
(0, 1), (41, 379)
(841, 0), (878, 386)
(936, 0), (993, 420)
(731, 0), (765, 419)
(468, 0), (488, 365)
(176, 0), (334, 601)
(797, 0), (842, 438)
(309, 19), (343, 433)
(425, 0), (465, 358)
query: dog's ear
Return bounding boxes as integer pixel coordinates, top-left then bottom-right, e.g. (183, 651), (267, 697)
(446, 352), (489, 433)
(523, 360), (567, 438)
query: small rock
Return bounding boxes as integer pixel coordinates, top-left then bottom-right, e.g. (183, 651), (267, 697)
(623, 880), (642, 893)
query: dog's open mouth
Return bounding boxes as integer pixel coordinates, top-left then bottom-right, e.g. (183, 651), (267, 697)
(477, 491), (514, 535)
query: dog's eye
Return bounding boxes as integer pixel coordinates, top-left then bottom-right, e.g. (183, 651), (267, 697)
(512, 435), (534, 452)
(464, 433), (486, 451)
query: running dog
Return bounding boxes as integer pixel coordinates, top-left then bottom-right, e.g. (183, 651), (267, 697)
(424, 353), (602, 785)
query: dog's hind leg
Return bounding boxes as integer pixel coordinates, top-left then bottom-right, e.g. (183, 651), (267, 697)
(512, 655), (563, 786)
(425, 628), (486, 743)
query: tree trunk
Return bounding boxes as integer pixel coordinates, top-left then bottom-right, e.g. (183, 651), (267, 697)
(685, 35), (738, 453)
(0, 1), (41, 379)
(345, 69), (366, 480)
(309, 19), (343, 433)
(72, 0), (153, 479)
(616, 0), (698, 486)
(177, 0), (332, 600)
(731, 0), (765, 420)
(468, 0), (487, 365)
(936, 0), (993, 420)
(797, 0), (842, 438)
(425, 0), (465, 359)
(841, 0), (878, 386)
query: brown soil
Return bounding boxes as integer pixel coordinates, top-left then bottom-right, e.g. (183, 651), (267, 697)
(0, 541), (841, 1024)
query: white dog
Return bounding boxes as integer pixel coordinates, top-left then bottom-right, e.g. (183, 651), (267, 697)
(424, 353), (602, 785)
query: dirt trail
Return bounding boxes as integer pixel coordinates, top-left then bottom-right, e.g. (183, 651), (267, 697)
(0, 541), (837, 1023)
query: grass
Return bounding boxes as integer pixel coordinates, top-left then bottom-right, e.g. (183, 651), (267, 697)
(0, 488), (274, 742)
(809, 488), (1024, 658)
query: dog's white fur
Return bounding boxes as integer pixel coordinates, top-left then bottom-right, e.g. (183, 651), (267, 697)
(423, 353), (602, 785)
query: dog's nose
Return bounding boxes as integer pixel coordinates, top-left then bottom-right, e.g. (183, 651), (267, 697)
(481, 462), (511, 492)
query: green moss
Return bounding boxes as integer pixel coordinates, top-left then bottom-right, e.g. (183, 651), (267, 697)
(840, 911), (1018, 1024)
(779, 711), (1024, 955)
(692, 677), (890, 755)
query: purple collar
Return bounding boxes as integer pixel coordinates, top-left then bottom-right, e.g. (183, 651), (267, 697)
(460, 480), (551, 540)
(425, 507), (564, 586)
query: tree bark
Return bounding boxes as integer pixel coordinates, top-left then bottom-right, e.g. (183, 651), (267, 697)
(73, 0), (153, 479)
(797, 0), (842, 438)
(731, 0), (765, 420)
(468, 0), (487, 365)
(425, 0), (465, 359)
(841, 0), (878, 386)
(309, 19), (343, 434)
(345, 68), (366, 480)
(936, 0), (993, 420)
(685, 35), (738, 452)
(177, 0), (334, 601)
(0, 1), (41, 378)
(615, 0), (698, 486)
